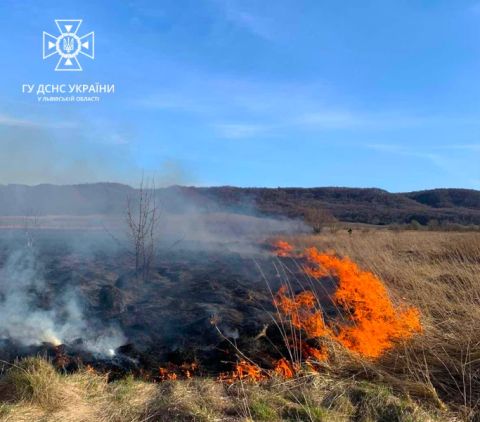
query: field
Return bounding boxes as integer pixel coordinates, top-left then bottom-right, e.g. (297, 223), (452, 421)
(0, 229), (479, 421)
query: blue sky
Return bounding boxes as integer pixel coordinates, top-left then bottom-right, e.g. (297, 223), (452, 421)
(0, 0), (479, 190)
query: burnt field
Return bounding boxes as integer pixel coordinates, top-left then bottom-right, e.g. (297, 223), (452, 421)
(0, 225), (479, 421)
(0, 218), (317, 379)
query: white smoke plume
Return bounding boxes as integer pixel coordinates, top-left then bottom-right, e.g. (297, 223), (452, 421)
(0, 245), (125, 356)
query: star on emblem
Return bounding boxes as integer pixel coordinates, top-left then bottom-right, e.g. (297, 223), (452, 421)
(43, 19), (94, 71)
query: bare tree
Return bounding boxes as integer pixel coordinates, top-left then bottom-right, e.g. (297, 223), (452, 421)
(303, 207), (337, 234)
(126, 176), (160, 280)
(22, 209), (40, 249)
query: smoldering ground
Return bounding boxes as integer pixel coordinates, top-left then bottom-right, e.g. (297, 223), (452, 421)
(0, 187), (309, 370)
(0, 242), (126, 355)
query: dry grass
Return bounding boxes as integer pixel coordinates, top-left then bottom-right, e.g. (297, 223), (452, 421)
(0, 358), (440, 422)
(289, 230), (480, 418)
(0, 230), (478, 421)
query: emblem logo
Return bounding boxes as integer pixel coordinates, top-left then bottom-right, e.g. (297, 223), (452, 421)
(43, 20), (94, 71)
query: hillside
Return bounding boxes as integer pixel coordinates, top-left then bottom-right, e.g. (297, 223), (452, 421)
(404, 188), (480, 209)
(0, 183), (479, 225)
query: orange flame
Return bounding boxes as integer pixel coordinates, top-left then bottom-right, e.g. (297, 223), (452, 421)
(302, 342), (328, 362)
(158, 367), (178, 381)
(179, 362), (198, 379)
(273, 242), (422, 359)
(219, 360), (266, 383)
(273, 358), (296, 378)
(200, 241), (421, 383)
(273, 240), (294, 257)
(273, 286), (331, 338)
(158, 362), (199, 381)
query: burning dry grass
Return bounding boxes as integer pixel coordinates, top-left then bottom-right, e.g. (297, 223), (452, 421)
(0, 230), (478, 421)
(272, 247), (421, 361)
(288, 230), (480, 417)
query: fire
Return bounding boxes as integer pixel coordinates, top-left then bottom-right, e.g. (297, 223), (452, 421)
(303, 246), (422, 357)
(302, 342), (328, 362)
(273, 240), (294, 257)
(274, 286), (331, 338)
(273, 358), (295, 378)
(274, 242), (422, 359)
(158, 367), (178, 381)
(110, 241), (422, 385)
(272, 343), (326, 378)
(158, 362), (198, 381)
(179, 362), (198, 379)
(219, 360), (266, 383)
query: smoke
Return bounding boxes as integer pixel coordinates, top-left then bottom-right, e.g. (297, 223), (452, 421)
(0, 118), (141, 186)
(0, 183), (309, 256)
(158, 211), (308, 254)
(0, 245), (125, 356)
(0, 120), (195, 187)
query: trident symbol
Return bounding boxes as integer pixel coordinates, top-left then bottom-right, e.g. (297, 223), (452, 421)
(63, 37), (74, 53)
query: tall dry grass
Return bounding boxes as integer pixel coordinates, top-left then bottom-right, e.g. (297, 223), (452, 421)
(288, 230), (480, 417)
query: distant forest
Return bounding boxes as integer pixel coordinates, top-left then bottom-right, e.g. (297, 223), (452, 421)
(1, 184), (480, 227)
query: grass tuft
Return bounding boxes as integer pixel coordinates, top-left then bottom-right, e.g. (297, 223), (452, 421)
(0, 357), (73, 411)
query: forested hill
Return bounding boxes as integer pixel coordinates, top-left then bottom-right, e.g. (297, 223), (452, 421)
(0, 183), (479, 225)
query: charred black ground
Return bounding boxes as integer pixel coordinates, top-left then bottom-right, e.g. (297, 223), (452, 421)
(0, 229), (336, 380)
